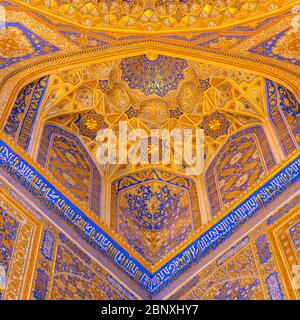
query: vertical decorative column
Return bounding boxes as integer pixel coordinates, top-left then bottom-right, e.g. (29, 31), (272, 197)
(101, 174), (111, 226)
(262, 120), (285, 163)
(196, 175), (212, 225)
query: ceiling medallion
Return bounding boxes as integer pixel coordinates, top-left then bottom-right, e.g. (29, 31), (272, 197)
(198, 78), (211, 91)
(120, 55), (188, 97)
(75, 110), (108, 139)
(125, 106), (138, 119)
(208, 118), (222, 132)
(170, 107), (183, 119)
(200, 111), (230, 139)
(98, 79), (111, 92)
(139, 99), (169, 126)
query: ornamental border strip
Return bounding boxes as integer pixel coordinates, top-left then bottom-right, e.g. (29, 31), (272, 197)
(0, 135), (299, 295)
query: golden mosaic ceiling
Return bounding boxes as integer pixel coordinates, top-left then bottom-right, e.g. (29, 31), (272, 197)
(0, 2), (299, 301)
(13, 0), (297, 32)
(41, 54), (266, 177)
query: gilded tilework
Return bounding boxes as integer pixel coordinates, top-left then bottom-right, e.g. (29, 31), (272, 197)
(197, 35), (248, 51)
(27, 219), (57, 300)
(1, 135), (300, 298)
(59, 30), (109, 48)
(111, 169), (201, 265)
(289, 221), (300, 253)
(266, 79), (300, 154)
(2, 134), (300, 296)
(4, 76), (49, 151)
(265, 272), (284, 300)
(200, 111), (231, 139)
(0, 1), (19, 7)
(0, 23), (58, 69)
(227, 17), (276, 32)
(41, 230), (55, 261)
(40, 58), (267, 175)
(175, 224), (288, 300)
(31, 224), (135, 300)
(250, 28), (300, 66)
(1, 2), (300, 300)
(268, 204), (300, 299)
(4, 82), (36, 140)
(180, 242), (266, 300)
(37, 124), (102, 217)
(170, 196), (300, 300)
(255, 235), (272, 264)
(0, 207), (19, 300)
(75, 109), (108, 140)
(51, 234), (125, 300)
(120, 55), (188, 97)
(266, 79), (297, 155)
(270, 202), (300, 299)
(16, 0), (295, 32)
(278, 84), (300, 146)
(0, 190), (41, 300)
(206, 125), (276, 216)
(118, 181), (193, 265)
(0, 178), (136, 301)
(267, 194), (300, 226)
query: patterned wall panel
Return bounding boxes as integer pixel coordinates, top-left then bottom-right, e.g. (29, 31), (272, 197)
(171, 198), (300, 300)
(206, 125), (276, 216)
(0, 156), (299, 299)
(178, 228), (285, 300)
(268, 203), (300, 300)
(266, 79), (299, 155)
(289, 221), (300, 253)
(277, 84), (300, 146)
(0, 180), (135, 300)
(111, 169), (201, 265)
(4, 76), (49, 151)
(187, 244), (265, 300)
(0, 207), (19, 300)
(37, 124), (102, 217)
(31, 227), (135, 300)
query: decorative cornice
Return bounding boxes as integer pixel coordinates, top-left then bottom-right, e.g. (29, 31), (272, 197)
(11, 0), (299, 34)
